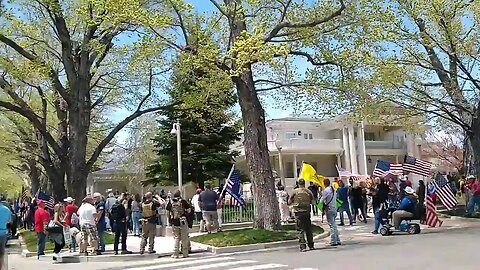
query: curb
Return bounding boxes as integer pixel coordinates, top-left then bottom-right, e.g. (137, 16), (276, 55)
(192, 225), (330, 255)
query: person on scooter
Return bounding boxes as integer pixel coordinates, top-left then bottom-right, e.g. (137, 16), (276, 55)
(392, 186), (417, 230)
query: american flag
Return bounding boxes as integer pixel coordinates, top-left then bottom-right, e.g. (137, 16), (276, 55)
(225, 170), (246, 207)
(403, 155), (432, 177)
(336, 165), (352, 177)
(35, 190), (55, 209)
(425, 189), (443, 227)
(21, 187), (31, 203)
(432, 176), (457, 210)
(372, 160), (403, 177)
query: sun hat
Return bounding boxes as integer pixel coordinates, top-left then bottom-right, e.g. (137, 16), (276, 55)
(405, 186), (415, 195)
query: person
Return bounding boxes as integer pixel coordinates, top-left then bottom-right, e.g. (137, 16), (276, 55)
(337, 179), (353, 226)
(34, 201), (50, 258)
(105, 192), (117, 229)
(216, 184), (225, 232)
(110, 198), (132, 255)
(405, 176), (413, 188)
(140, 192), (160, 254)
(78, 196), (101, 255)
(198, 183), (219, 234)
(398, 176), (408, 200)
(93, 192), (106, 252)
(392, 186), (418, 230)
(166, 190), (191, 259)
(0, 197), (12, 269)
(276, 185), (290, 224)
(351, 181), (367, 223)
(64, 197), (78, 252)
(191, 189), (205, 232)
(416, 180), (426, 206)
(308, 183), (319, 216)
(51, 203), (67, 260)
(467, 176), (480, 217)
(465, 176), (475, 212)
(131, 194), (142, 237)
(288, 179), (315, 252)
(369, 178), (389, 234)
(320, 178), (341, 247)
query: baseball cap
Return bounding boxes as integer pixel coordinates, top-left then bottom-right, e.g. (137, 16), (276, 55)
(93, 192), (102, 198)
(63, 197), (74, 203)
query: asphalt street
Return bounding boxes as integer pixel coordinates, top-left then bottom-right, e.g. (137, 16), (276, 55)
(8, 219), (480, 270)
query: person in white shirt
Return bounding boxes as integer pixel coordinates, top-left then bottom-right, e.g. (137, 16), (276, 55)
(191, 189), (205, 232)
(276, 186), (290, 224)
(320, 178), (341, 246)
(77, 197), (101, 255)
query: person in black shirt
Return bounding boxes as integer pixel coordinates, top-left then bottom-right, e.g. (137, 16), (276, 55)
(369, 178), (389, 234)
(308, 183), (319, 216)
(109, 199), (132, 255)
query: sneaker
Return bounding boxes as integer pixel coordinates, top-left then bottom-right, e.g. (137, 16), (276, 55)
(96, 251), (102, 255)
(338, 223), (345, 226)
(121, 250), (133, 255)
(148, 250), (156, 254)
(171, 254), (180, 259)
(300, 248), (307, 252)
(139, 250), (145, 255)
(182, 254), (189, 258)
(114, 251), (118, 255)
(371, 230), (378, 235)
(309, 247), (315, 251)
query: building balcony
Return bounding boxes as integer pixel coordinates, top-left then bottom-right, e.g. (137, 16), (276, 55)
(268, 138), (343, 154)
(365, 140), (406, 149)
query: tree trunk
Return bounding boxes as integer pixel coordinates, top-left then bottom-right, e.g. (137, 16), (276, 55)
(233, 71), (281, 230)
(28, 157), (41, 193)
(469, 132), (480, 179)
(226, 0), (280, 230)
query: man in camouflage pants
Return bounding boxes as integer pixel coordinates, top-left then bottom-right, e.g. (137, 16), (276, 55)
(166, 190), (191, 258)
(288, 179), (315, 252)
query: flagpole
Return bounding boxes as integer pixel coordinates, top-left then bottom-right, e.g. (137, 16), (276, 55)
(221, 164), (235, 196)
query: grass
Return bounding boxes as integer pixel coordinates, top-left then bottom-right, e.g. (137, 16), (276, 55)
(19, 229), (115, 252)
(439, 205), (480, 219)
(190, 224), (324, 247)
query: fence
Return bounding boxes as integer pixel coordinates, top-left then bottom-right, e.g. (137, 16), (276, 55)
(222, 202), (255, 223)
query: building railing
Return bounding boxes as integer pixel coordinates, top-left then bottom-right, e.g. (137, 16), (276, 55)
(365, 140), (406, 149)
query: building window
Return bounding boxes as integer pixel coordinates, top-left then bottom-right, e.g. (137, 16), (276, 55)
(365, 132), (375, 141)
(285, 132), (296, 140)
(303, 133), (314, 139)
(286, 162), (294, 178)
(309, 134), (313, 139)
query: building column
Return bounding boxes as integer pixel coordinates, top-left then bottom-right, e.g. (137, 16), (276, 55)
(395, 155), (399, 163)
(356, 121), (368, 176)
(348, 125), (358, 174)
(293, 154), (298, 179)
(336, 154), (342, 167)
(342, 127), (351, 171)
(278, 150), (285, 186)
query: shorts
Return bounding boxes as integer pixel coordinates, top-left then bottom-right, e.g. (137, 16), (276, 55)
(81, 224), (98, 242)
(195, 212), (203, 222)
(0, 235), (7, 256)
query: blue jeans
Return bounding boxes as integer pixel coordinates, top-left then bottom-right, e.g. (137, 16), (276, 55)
(132, 212), (142, 235)
(37, 232), (46, 256)
(97, 228), (105, 252)
(326, 210), (340, 245)
(373, 207), (384, 233)
(338, 202), (353, 225)
(467, 195), (480, 216)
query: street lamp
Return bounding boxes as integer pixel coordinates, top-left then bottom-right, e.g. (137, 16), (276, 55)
(170, 120), (182, 196)
(274, 140), (285, 186)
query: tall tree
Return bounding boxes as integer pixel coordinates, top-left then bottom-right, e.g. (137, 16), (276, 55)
(0, 0), (173, 200)
(149, 0), (385, 229)
(146, 51), (240, 189)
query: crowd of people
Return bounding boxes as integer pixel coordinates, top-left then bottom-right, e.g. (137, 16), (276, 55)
(278, 175), (429, 251)
(9, 183), (230, 261)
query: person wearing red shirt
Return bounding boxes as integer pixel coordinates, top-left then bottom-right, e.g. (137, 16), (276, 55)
(467, 177), (480, 217)
(34, 201), (51, 257)
(64, 197), (78, 227)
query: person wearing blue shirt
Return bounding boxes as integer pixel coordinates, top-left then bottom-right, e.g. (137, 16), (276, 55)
(392, 187), (418, 230)
(0, 199), (12, 270)
(337, 180), (353, 226)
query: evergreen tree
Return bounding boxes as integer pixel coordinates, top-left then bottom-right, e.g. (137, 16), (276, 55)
(146, 52), (241, 189)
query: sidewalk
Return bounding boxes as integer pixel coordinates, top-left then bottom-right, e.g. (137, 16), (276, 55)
(118, 232), (207, 255)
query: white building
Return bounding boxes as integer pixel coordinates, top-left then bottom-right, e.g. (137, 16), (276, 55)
(234, 115), (424, 189)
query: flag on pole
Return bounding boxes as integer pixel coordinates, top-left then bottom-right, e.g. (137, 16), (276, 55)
(403, 155), (432, 177)
(35, 190), (55, 209)
(425, 188), (443, 227)
(372, 160), (403, 177)
(225, 170), (246, 207)
(300, 163), (326, 189)
(21, 187), (31, 203)
(432, 176), (457, 210)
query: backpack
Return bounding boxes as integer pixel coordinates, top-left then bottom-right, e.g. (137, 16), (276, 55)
(71, 212), (79, 225)
(142, 201), (155, 218)
(293, 188), (312, 211)
(110, 202), (121, 221)
(170, 200), (185, 220)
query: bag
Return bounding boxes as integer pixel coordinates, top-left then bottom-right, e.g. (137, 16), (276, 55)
(71, 213), (79, 225)
(110, 203), (120, 221)
(142, 202), (155, 218)
(47, 220), (63, 234)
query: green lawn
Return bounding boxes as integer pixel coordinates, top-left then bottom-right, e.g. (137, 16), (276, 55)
(191, 225), (324, 247)
(439, 206), (480, 219)
(20, 230), (115, 252)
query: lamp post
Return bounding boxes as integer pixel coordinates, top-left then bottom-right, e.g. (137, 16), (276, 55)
(170, 120), (182, 196)
(274, 140), (285, 186)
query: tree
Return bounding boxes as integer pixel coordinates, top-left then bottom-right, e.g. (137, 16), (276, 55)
(355, 0), (480, 176)
(146, 0), (388, 230)
(0, 0), (174, 201)
(146, 51), (241, 189)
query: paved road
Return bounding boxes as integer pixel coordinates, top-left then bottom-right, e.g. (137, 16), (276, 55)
(8, 218), (480, 270)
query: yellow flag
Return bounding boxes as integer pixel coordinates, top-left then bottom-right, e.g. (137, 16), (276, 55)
(300, 163), (326, 189)
(332, 181), (339, 191)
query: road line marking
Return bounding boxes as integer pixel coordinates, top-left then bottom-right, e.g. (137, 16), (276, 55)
(228, 263), (286, 270)
(128, 257), (232, 270)
(180, 260), (257, 270)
